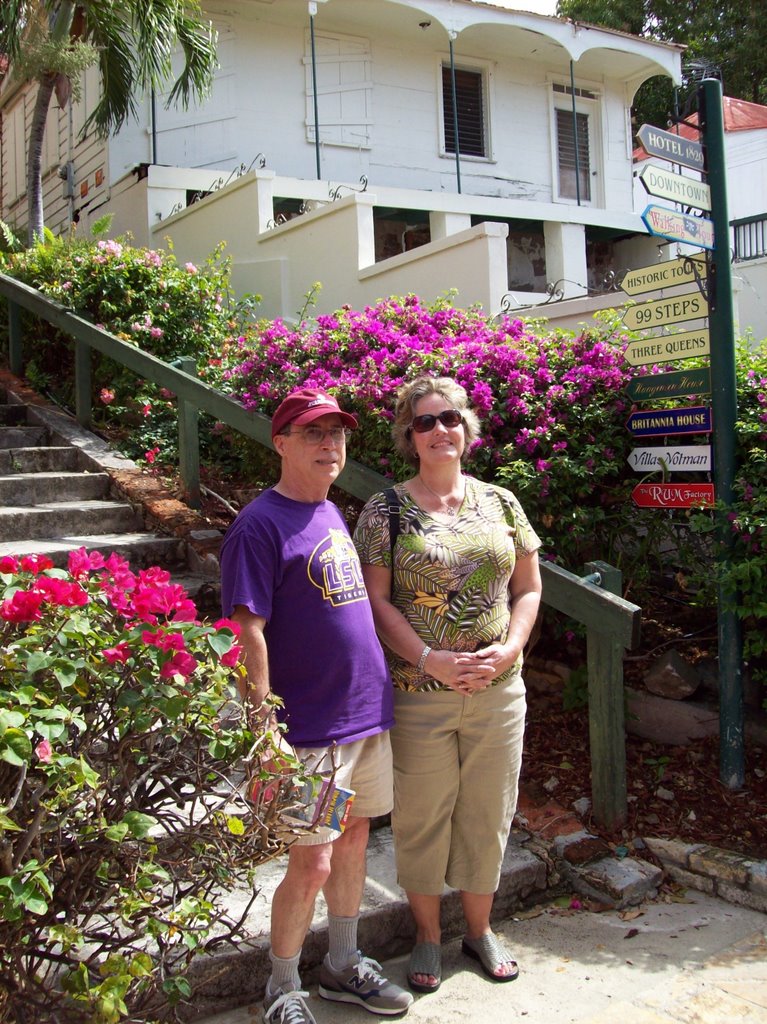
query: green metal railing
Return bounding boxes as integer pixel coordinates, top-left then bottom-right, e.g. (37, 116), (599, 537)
(0, 271), (640, 828)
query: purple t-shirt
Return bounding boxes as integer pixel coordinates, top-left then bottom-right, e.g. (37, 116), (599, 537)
(220, 489), (394, 747)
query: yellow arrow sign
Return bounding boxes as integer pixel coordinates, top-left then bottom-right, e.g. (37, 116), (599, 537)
(624, 329), (710, 367)
(623, 289), (707, 331)
(639, 164), (711, 211)
(621, 256), (707, 297)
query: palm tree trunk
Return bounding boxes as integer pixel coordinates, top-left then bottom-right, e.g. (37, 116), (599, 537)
(27, 73), (56, 244)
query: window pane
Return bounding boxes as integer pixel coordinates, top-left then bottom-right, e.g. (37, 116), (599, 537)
(442, 66), (485, 157)
(556, 108), (591, 201)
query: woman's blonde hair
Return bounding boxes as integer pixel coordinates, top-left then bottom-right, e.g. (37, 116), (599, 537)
(392, 376), (482, 467)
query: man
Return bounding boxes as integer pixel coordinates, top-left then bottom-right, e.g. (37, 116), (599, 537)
(220, 387), (413, 1024)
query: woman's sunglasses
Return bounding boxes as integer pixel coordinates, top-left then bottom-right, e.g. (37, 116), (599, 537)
(409, 409), (463, 433)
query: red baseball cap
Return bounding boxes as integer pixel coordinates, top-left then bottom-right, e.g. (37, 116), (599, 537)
(271, 387), (357, 438)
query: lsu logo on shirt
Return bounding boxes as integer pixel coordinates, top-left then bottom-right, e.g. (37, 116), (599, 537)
(308, 528), (367, 606)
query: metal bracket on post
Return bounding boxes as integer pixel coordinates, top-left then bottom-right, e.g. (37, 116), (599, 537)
(173, 357), (201, 509)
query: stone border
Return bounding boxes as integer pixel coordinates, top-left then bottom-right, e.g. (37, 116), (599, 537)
(644, 837), (767, 913)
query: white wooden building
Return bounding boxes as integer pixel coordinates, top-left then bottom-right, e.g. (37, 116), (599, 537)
(1, 0), (686, 324)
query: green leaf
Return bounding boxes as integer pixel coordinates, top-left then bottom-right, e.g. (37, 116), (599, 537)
(226, 815), (245, 835)
(24, 650), (53, 674)
(0, 709), (25, 733)
(0, 728), (32, 766)
(105, 823), (130, 843)
(121, 812), (157, 839)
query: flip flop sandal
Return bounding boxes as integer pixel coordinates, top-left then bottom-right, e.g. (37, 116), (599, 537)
(407, 941), (442, 993)
(462, 933), (519, 983)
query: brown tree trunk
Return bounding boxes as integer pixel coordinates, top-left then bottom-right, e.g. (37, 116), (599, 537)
(27, 73), (56, 244)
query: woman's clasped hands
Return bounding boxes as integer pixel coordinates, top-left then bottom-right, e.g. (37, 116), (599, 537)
(427, 643), (519, 696)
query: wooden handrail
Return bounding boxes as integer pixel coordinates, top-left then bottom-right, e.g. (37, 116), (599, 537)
(1, 270), (640, 828)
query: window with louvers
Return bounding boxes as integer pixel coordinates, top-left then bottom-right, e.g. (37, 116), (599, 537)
(556, 108), (591, 201)
(442, 66), (485, 157)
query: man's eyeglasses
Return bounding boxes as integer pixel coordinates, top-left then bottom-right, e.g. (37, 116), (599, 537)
(282, 426), (352, 446)
(409, 409), (463, 434)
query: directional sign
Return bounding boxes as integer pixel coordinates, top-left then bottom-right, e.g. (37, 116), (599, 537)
(626, 368), (711, 402)
(621, 256), (707, 297)
(627, 445), (712, 473)
(624, 328), (710, 367)
(623, 290), (707, 331)
(632, 483), (715, 509)
(626, 405), (712, 437)
(638, 163), (711, 211)
(637, 124), (705, 172)
(642, 205), (715, 249)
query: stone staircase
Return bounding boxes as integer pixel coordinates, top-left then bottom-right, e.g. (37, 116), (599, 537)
(0, 379), (222, 609)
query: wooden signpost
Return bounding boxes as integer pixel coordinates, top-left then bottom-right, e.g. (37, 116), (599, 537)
(631, 482), (715, 508)
(641, 205), (715, 249)
(636, 124), (705, 171)
(620, 256), (707, 297)
(624, 328), (710, 366)
(622, 290), (707, 331)
(638, 164), (711, 211)
(626, 405), (712, 437)
(625, 367), (711, 402)
(627, 445), (712, 473)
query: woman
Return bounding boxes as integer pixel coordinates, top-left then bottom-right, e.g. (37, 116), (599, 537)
(354, 376), (542, 993)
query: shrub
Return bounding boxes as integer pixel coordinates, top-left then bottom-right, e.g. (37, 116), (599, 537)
(0, 550), (312, 1023)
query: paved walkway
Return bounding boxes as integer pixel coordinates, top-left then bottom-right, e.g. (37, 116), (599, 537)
(196, 889), (766, 1024)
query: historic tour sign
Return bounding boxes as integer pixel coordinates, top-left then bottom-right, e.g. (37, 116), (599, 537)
(620, 256), (707, 297)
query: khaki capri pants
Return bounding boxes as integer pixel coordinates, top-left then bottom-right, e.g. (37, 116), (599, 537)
(391, 674), (526, 895)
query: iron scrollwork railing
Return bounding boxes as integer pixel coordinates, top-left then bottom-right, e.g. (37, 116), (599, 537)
(328, 175), (368, 201)
(499, 269), (624, 315)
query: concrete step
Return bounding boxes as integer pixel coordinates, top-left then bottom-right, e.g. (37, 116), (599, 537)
(0, 405), (28, 426)
(0, 471), (110, 505)
(0, 532), (186, 569)
(0, 499), (142, 541)
(0, 425), (48, 448)
(0, 446), (82, 474)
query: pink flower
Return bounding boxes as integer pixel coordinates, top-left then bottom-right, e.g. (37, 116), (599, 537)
(100, 388), (116, 405)
(1, 590), (45, 622)
(35, 739), (53, 763)
(103, 642), (131, 664)
(20, 554), (54, 575)
(185, 262), (198, 274)
(68, 548), (105, 579)
(144, 447), (160, 464)
(220, 644), (243, 667)
(213, 618), (241, 637)
(141, 403), (152, 418)
(160, 651), (198, 678)
(0, 556), (19, 573)
(35, 578), (89, 607)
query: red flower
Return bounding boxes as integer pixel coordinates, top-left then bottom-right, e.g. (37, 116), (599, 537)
(0, 590), (45, 622)
(68, 547), (105, 579)
(159, 651), (198, 678)
(221, 644), (243, 667)
(102, 643), (131, 664)
(19, 554), (54, 575)
(213, 618), (241, 637)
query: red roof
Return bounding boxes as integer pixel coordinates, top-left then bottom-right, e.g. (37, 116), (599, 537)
(633, 96), (767, 161)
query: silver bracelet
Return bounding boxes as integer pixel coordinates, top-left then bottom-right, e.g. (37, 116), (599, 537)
(416, 645), (432, 673)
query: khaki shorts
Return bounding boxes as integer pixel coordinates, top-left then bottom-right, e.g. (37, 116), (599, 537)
(391, 675), (526, 894)
(290, 730), (393, 847)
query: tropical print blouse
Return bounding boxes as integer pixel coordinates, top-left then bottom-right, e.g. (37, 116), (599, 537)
(353, 477), (541, 692)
